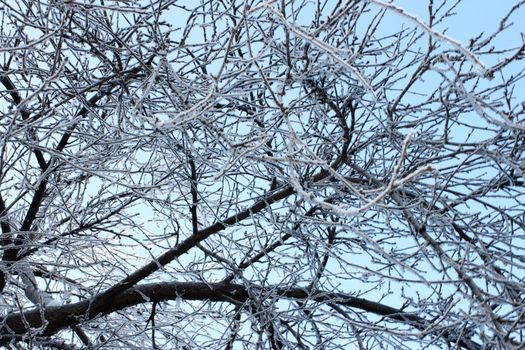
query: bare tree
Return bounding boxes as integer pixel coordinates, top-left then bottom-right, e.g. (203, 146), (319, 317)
(0, 0), (524, 348)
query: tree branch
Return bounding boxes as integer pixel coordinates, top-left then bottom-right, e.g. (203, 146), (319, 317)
(0, 281), (481, 350)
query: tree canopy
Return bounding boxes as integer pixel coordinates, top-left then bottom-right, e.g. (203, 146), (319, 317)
(0, 0), (524, 349)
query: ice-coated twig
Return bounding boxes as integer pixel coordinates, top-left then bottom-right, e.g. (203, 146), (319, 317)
(131, 62), (163, 125)
(289, 130), (433, 217)
(156, 84), (217, 128)
(367, 0), (486, 75)
(265, 5), (377, 100)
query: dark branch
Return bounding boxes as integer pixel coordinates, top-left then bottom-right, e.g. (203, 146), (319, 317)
(0, 282), (481, 350)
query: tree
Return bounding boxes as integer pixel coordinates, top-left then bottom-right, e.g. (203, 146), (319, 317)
(0, 0), (524, 348)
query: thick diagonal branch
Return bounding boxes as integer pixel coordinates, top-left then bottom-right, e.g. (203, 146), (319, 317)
(0, 282), (481, 350)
